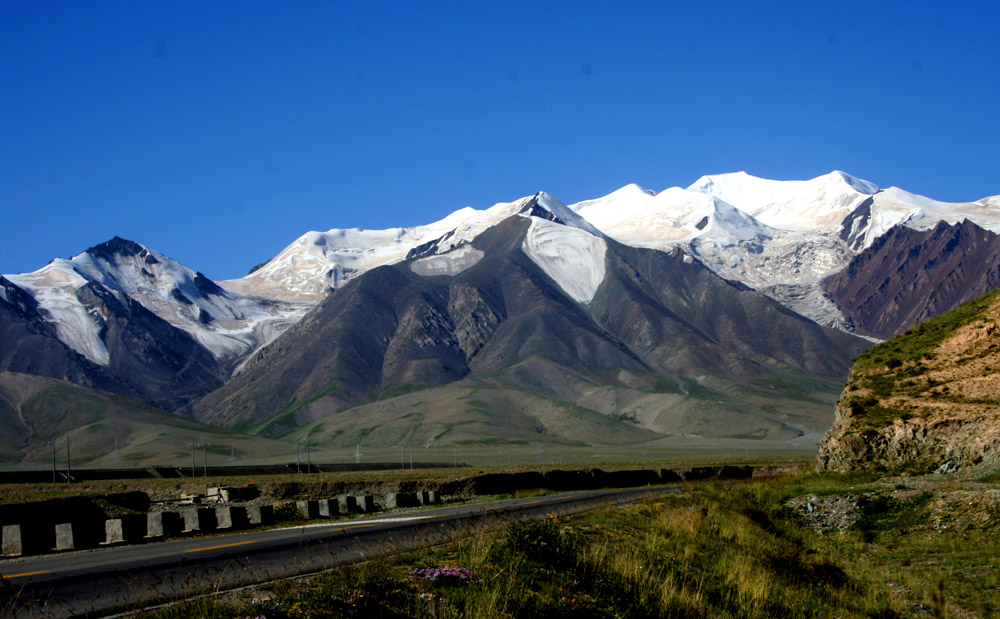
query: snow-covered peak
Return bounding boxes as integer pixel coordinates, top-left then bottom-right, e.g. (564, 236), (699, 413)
(570, 184), (771, 248)
(517, 192), (606, 238)
(844, 186), (1000, 250)
(4, 238), (310, 365)
(687, 170), (880, 231)
(224, 191), (603, 302)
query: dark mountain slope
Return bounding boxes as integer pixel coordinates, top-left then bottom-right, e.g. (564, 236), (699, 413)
(826, 220), (1000, 339)
(193, 216), (869, 443)
(73, 281), (226, 410)
(0, 275), (225, 411)
(594, 243), (862, 380)
(0, 276), (137, 399)
(192, 219), (660, 434)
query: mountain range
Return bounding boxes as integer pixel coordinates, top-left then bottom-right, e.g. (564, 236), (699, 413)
(2, 171), (998, 462)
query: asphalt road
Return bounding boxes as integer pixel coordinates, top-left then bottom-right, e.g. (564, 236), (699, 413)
(0, 485), (676, 618)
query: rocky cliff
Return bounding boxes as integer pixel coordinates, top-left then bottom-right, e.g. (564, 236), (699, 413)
(818, 288), (1000, 473)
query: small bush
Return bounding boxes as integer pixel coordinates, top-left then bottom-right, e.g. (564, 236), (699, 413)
(501, 515), (575, 566)
(272, 502), (302, 522)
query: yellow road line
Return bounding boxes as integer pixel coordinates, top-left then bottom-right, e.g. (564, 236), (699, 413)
(186, 540), (258, 553)
(4, 570), (49, 579)
(523, 500), (543, 505)
(483, 506), (502, 511)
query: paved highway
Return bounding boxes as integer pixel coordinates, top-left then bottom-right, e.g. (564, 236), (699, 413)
(0, 486), (676, 618)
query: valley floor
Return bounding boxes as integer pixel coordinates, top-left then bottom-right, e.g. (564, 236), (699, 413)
(132, 469), (999, 618)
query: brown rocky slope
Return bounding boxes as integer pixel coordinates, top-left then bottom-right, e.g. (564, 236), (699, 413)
(818, 287), (1000, 473)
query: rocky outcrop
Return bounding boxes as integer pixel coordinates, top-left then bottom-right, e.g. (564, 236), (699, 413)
(818, 288), (1000, 473)
(818, 413), (1000, 473)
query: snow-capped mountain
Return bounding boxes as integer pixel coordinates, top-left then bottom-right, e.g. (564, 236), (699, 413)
(687, 170), (880, 231)
(569, 171), (1000, 330)
(4, 237), (308, 368)
(194, 211), (866, 443)
(222, 191), (601, 302)
(5, 170), (999, 419)
(215, 170), (1000, 335)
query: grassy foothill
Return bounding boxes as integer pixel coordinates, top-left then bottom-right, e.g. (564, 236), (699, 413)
(134, 470), (999, 618)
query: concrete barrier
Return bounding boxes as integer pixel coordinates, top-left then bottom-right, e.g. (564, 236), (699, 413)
(147, 511), (184, 538)
(384, 492), (420, 509)
(317, 499), (338, 517)
(182, 507), (218, 533)
(356, 495), (375, 512)
(215, 506), (249, 530)
(55, 521), (102, 551)
(247, 505), (274, 526)
(104, 514), (147, 544)
(2, 523), (54, 556)
(337, 495), (359, 513)
(296, 500), (320, 519)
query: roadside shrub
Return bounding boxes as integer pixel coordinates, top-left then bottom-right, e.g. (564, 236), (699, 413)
(501, 515), (575, 566)
(272, 502), (302, 522)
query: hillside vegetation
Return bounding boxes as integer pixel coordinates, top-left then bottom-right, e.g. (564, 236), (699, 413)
(819, 288), (1000, 473)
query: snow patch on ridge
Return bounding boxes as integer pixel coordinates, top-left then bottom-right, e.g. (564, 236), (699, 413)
(411, 245), (484, 277)
(6, 261), (111, 365)
(522, 218), (606, 304)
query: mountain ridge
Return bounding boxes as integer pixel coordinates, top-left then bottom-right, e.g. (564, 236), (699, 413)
(3, 170), (999, 452)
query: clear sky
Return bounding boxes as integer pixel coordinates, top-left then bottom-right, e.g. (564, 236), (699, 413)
(2, 1), (999, 280)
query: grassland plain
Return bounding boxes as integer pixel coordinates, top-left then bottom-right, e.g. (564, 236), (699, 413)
(130, 470), (999, 618)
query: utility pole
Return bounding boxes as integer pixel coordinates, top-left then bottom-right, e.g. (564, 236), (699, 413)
(229, 447), (236, 464)
(305, 442), (311, 473)
(296, 445), (301, 473)
(355, 444), (362, 464)
(47, 437), (72, 483)
(113, 438), (120, 470)
(202, 442), (209, 477)
(61, 438), (71, 483)
(48, 438), (57, 483)
(187, 441), (202, 478)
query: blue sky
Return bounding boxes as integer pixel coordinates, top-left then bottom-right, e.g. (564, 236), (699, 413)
(2, 1), (999, 280)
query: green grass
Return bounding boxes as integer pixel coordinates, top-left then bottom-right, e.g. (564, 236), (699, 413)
(253, 381), (341, 438)
(839, 288), (1000, 433)
(854, 288), (1000, 374)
